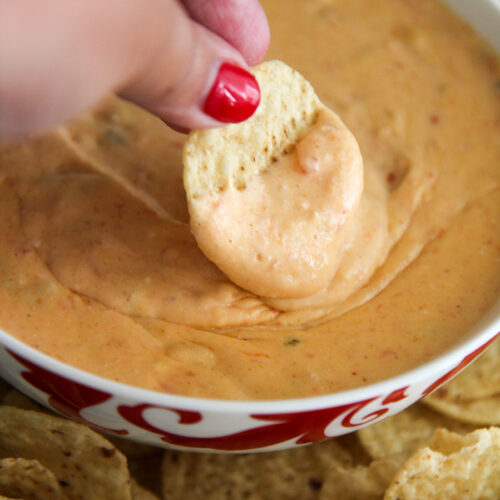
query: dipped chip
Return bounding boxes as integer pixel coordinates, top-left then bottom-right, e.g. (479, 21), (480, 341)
(183, 60), (363, 298)
(384, 427), (500, 499)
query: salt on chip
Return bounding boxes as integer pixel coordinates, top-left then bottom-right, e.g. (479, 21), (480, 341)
(384, 427), (500, 500)
(319, 458), (400, 500)
(0, 457), (67, 500)
(423, 393), (500, 426)
(358, 403), (476, 464)
(0, 406), (131, 500)
(162, 440), (353, 499)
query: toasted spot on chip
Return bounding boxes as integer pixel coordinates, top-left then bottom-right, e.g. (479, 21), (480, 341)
(0, 406), (132, 500)
(0, 457), (66, 500)
(384, 428), (500, 499)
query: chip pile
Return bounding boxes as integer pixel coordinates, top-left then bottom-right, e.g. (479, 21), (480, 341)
(0, 337), (499, 499)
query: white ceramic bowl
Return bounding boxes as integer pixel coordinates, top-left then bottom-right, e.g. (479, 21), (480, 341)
(0, 0), (499, 453)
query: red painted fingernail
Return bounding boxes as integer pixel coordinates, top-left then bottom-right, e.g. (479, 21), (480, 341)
(203, 63), (260, 123)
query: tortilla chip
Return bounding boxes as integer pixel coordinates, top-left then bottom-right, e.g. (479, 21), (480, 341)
(0, 457), (66, 500)
(162, 440), (352, 499)
(358, 403), (476, 464)
(0, 406), (131, 500)
(384, 427), (500, 499)
(131, 479), (159, 500)
(183, 60), (321, 199)
(320, 458), (400, 500)
(422, 393), (500, 425)
(428, 338), (500, 401)
(1, 390), (157, 462)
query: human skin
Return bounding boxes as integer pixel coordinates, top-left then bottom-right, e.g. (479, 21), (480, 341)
(0, 0), (270, 137)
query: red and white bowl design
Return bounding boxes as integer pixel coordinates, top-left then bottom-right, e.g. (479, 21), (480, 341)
(0, 300), (498, 452)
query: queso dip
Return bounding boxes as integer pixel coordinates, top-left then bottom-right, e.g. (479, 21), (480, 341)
(0, 0), (499, 399)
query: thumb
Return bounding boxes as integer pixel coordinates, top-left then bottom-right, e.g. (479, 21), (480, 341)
(119, 1), (261, 129)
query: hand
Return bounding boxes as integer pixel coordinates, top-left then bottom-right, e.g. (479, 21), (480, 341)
(0, 0), (270, 137)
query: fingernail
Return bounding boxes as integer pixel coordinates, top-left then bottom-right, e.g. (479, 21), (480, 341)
(203, 63), (260, 123)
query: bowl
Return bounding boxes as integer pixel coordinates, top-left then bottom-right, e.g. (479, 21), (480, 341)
(0, 0), (499, 452)
(0, 299), (498, 453)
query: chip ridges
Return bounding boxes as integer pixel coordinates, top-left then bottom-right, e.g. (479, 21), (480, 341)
(183, 60), (321, 199)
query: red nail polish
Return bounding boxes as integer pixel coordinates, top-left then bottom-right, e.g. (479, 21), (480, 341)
(203, 63), (260, 123)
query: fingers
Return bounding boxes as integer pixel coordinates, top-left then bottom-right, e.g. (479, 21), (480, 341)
(182, 0), (270, 65)
(119, 2), (261, 130)
(0, 0), (267, 138)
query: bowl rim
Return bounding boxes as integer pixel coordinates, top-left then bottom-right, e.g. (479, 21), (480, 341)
(1, 298), (499, 414)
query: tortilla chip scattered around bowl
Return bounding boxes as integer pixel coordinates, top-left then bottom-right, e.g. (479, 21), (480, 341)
(320, 458), (400, 500)
(358, 403), (476, 464)
(423, 393), (500, 426)
(161, 440), (352, 500)
(427, 338), (500, 401)
(0, 406), (131, 500)
(384, 428), (500, 500)
(0, 457), (66, 500)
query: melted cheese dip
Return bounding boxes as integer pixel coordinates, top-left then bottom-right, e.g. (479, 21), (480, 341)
(0, 0), (499, 399)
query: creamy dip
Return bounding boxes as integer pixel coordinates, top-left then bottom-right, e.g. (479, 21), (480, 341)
(0, 0), (499, 400)
(189, 107), (364, 299)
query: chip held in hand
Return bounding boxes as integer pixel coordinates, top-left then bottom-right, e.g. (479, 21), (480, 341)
(183, 60), (363, 298)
